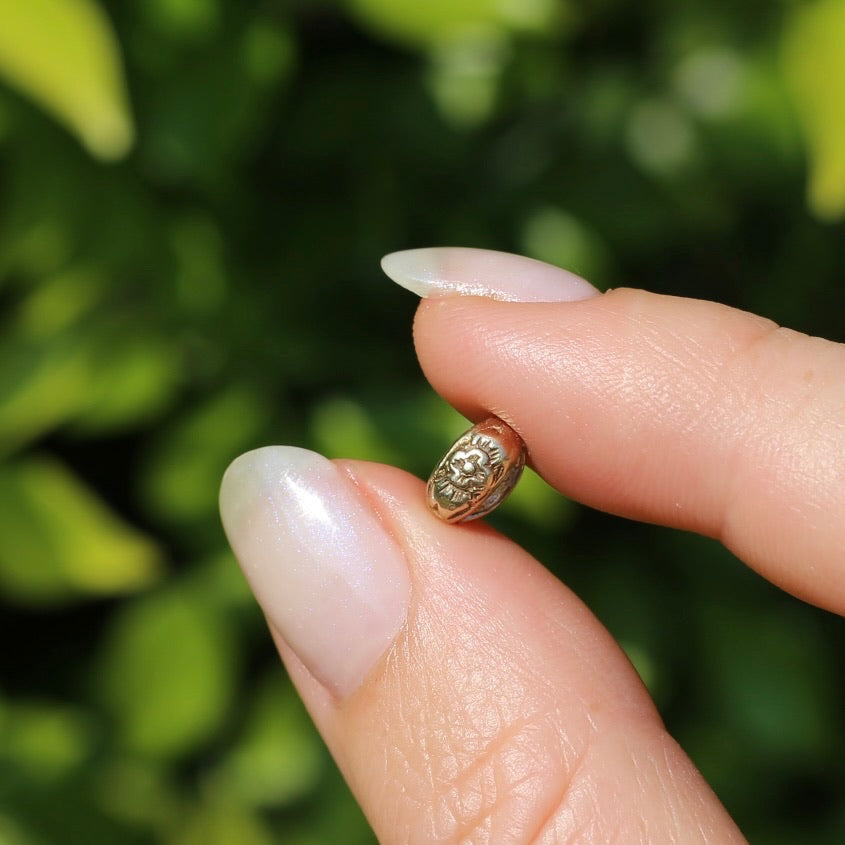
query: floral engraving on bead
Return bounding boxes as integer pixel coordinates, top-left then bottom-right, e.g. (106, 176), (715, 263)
(432, 433), (504, 507)
(427, 417), (526, 523)
(448, 447), (489, 488)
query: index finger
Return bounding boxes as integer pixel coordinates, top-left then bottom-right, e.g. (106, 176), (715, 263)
(384, 248), (845, 614)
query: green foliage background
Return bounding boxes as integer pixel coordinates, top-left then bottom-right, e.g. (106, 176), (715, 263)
(0, 0), (844, 842)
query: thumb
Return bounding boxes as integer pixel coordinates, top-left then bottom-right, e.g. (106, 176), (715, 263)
(220, 447), (745, 844)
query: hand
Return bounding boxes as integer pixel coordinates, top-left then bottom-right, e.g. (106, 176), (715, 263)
(219, 247), (845, 843)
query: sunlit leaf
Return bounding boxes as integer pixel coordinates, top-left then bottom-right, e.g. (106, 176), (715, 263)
(0, 342), (93, 456)
(0, 0), (133, 159)
(0, 328), (180, 452)
(0, 457), (162, 604)
(15, 267), (104, 339)
(674, 47), (746, 119)
(71, 337), (182, 435)
(782, 0), (845, 219)
(425, 32), (509, 127)
(95, 588), (235, 758)
(346, 0), (560, 47)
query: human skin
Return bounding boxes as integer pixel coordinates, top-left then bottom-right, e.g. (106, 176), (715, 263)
(220, 248), (845, 843)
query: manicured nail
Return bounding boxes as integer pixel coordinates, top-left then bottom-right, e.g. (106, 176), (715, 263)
(381, 247), (600, 303)
(219, 446), (411, 698)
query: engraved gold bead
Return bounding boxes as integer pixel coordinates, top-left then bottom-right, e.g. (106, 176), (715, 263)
(426, 417), (526, 523)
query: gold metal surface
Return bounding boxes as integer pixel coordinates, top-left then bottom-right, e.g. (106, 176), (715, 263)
(427, 417), (526, 523)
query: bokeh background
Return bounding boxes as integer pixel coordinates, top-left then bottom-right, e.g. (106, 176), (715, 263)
(1, 0), (844, 842)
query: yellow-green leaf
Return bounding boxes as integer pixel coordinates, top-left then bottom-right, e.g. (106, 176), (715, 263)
(311, 397), (400, 464)
(0, 814), (40, 845)
(71, 337), (181, 434)
(0, 0), (134, 159)
(346, 0), (560, 47)
(95, 588), (234, 758)
(499, 466), (573, 530)
(209, 675), (323, 808)
(142, 388), (268, 524)
(782, 0), (845, 220)
(0, 456), (162, 604)
(94, 759), (181, 830)
(144, 0), (220, 42)
(0, 700), (93, 782)
(521, 206), (611, 286)
(170, 803), (275, 845)
(0, 341), (93, 456)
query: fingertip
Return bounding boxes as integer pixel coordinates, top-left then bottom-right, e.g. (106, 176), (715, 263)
(413, 285), (845, 613)
(264, 458), (743, 844)
(219, 446), (411, 699)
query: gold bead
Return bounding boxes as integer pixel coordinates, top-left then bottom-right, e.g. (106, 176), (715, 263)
(427, 417), (526, 523)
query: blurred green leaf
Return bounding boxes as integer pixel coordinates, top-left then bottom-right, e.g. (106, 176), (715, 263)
(141, 23), (294, 185)
(674, 47), (746, 120)
(703, 603), (836, 759)
(15, 267), (103, 338)
(210, 675), (323, 809)
(0, 219), (71, 281)
(0, 456), (162, 604)
(499, 466), (572, 530)
(241, 21), (296, 86)
(170, 215), (228, 316)
(94, 758), (181, 832)
(0, 264), (181, 441)
(783, 0), (845, 220)
(95, 587), (235, 758)
(71, 336), (182, 435)
(728, 53), (801, 166)
(144, 0), (220, 42)
(0, 699), (93, 782)
(0, 814), (44, 845)
(142, 388), (269, 524)
(521, 207), (611, 286)
(311, 397), (399, 464)
(0, 0), (133, 159)
(0, 328), (181, 451)
(169, 803), (275, 845)
(425, 32), (508, 127)
(0, 341), (93, 455)
(625, 98), (698, 176)
(188, 549), (255, 612)
(619, 640), (659, 698)
(346, 0), (561, 47)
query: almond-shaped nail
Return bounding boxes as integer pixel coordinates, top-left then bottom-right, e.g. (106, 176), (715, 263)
(219, 446), (411, 698)
(381, 246), (600, 303)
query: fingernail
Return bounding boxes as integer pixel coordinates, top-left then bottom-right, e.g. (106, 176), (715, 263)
(219, 446), (411, 698)
(381, 246), (600, 303)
